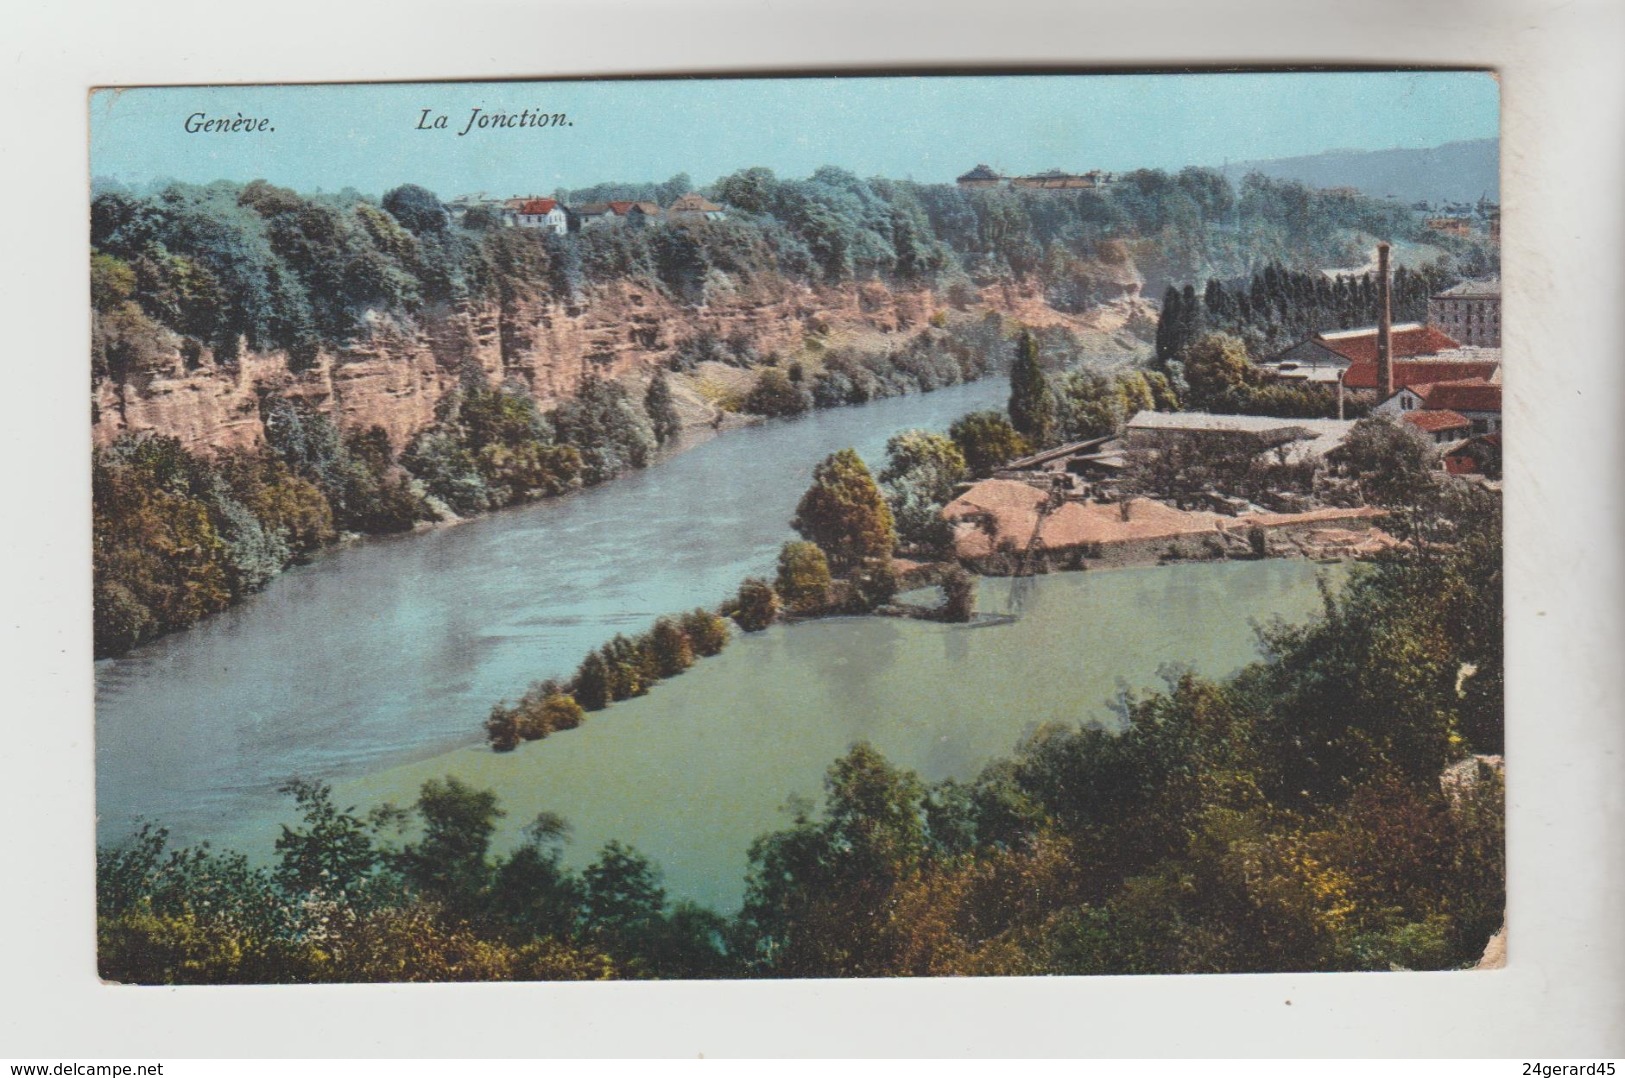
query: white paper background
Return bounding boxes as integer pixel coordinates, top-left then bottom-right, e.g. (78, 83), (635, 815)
(2, 0), (1622, 1058)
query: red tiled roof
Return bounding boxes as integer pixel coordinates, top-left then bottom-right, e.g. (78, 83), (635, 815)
(1402, 409), (1473, 434)
(606, 201), (636, 215)
(518, 198), (558, 215)
(1321, 324), (1460, 366)
(1345, 358), (1500, 392)
(1417, 379), (1502, 413)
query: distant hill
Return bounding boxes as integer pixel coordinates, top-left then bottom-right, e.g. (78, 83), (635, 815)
(1218, 139), (1499, 205)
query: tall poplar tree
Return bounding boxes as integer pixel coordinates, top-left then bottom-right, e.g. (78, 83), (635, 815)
(1007, 330), (1056, 448)
(644, 368), (681, 446)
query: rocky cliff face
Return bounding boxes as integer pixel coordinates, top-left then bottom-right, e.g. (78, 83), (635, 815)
(90, 277), (952, 454)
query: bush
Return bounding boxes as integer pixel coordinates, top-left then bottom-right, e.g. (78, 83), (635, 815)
(845, 559), (900, 613)
(775, 541), (833, 614)
(743, 370), (812, 418)
(485, 704), (523, 752)
(680, 608), (731, 657)
(730, 578), (780, 632)
(949, 411), (1028, 478)
(647, 618), (696, 678)
(517, 690), (585, 740)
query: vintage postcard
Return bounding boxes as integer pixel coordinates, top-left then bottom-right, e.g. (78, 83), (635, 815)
(89, 72), (1503, 984)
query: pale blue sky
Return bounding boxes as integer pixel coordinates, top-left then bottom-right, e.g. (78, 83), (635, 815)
(90, 72), (1499, 198)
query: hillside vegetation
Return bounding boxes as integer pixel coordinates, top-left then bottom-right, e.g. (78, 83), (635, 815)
(90, 167), (1472, 381)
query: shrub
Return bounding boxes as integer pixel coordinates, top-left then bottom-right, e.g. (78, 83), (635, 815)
(485, 704), (522, 752)
(775, 541), (833, 614)
(680, 608), (731, 657)
(744, 369), (812, 418)
(648, 617), (696, 678)
(730, 578), (780, 632)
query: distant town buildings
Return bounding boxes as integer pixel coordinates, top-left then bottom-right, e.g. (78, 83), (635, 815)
(1443, 433), (1501, 477)
(1400, 409), (1474, 445)
(1376, 378), (1502, 436)
(1340, 350), (1502, 393)
(1428, 278), (1501, 347)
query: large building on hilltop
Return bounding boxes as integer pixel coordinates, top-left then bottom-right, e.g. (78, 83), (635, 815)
(955, 164), (1003, 189)
(955, 165), (1114, 191)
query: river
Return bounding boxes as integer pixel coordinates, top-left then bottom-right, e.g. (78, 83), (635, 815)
(95, 375), (1340, 909)
(95, 378), (1014, 845)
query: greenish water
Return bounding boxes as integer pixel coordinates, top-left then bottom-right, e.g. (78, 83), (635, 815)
(220, 558), (1342, 912)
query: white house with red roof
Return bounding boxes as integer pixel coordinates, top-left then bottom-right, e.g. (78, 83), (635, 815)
(1377, 378), (1503, 436)
(514, 197), (568, 234)
(1400, 408), (1474, 445)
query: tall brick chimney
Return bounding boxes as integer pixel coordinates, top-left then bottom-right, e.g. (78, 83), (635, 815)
(1376, 242), (1394, 400)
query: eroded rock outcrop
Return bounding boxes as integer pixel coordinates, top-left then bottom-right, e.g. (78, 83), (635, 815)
(90, 277), (959, 453)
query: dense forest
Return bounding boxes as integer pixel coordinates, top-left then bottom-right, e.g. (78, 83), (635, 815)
(90, 167), (1469, 379)
(96, 481), (1503, 982)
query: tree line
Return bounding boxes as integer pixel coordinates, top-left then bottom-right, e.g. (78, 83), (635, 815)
(90, 169), (1441, 382)
(1155, 261), (1457, 363)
